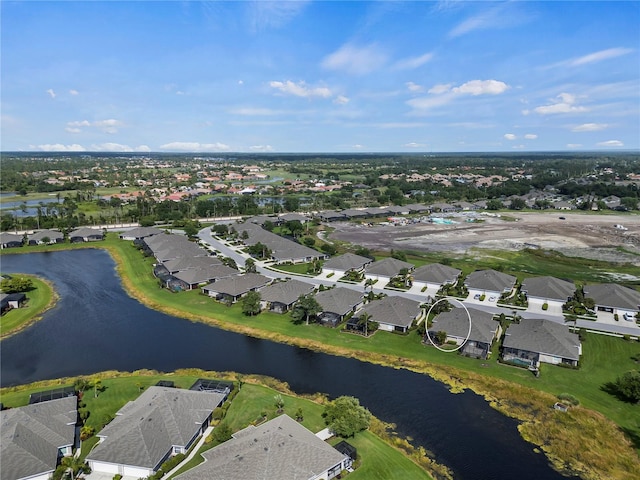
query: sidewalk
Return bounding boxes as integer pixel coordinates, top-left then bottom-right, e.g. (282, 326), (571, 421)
(161, 425), (215, 479)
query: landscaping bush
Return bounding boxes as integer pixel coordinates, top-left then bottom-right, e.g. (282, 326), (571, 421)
(542, 303), (548, 311)
(212, 407), (224, 421)
(557, 393), (580, 406)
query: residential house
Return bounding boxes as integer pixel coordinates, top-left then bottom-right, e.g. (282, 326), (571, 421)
(174, 414), (350, 480)
(428, 307), (501, 359)
(258, 279), (314, 313)
(356, 295), (422, 333)
(28, 229), (64, 245)
(87, 386), (225, 478)
(429, 203), (458, 213)
(172, 264), (240, 290)
(315, 287), (364, 326)
(363, 206), (392, 217)
(201, 273), (271, 303)
(502, 318), (582, 368)
(314, 210), (347, 222)
(404, 203), (430, 213)
(0, 232), (24, 249)
(520, 276), (575, 312)
(321, 253), (373, 278)
(364, 258), (414, 285)
(68, 227), (103, 243)
(465, 269), (517, 300)
(278, 213), (309, 223)
(1, 396), (77, 480)
(239, 222), (327, 264)
(340, 208), (369, 219)
(118, 226), (163, 241)
(583, 283), (640, 321)
(162, 256), (222, 274)
(0, 292), (27, 314)
(412, 263), (462, 292)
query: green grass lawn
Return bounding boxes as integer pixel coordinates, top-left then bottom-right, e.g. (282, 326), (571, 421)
(0, 275), (54, 337)
(272, 262), (314, 275)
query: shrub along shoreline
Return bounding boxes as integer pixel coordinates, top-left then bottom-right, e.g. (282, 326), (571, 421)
(2, 237), (639, 479)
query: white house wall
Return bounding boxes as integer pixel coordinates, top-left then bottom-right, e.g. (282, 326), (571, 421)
(123, 465), (152, 478)
(88, 461), (119, 475)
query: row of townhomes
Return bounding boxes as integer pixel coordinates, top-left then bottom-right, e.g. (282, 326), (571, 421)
(1, 380), (353, 480)
(0, 228), (104, 249)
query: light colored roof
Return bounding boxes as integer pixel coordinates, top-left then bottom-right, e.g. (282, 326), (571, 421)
(503, 319), (581, 361)
(323, 253), (372, 272)
(173, 264), (239, 285)
(359, 296), (422, 328)
(175, 414), (347, 480)
(465, 269), (516, 293)
(162, 256), (222, 273)
(0, 232), (23, 243)
(258, 279), (314, 306)
(278, 213), (309, 222)
(238, 222), (323, 262)
(69, 227), (103, 238)
(365, 258), (414, 277)
(28, 229), (64, 241)
(583, 283), (640, 310)
(203, 273), (271, 297)
(87, 387), (224, 470)
(1, 396), (77, 480)
(340, 208), (369, 218)
(412, 263), (461, 284)
(430, 307), (498, 344)
(521, 276), (575, 302)
(315, 287), (363, 316)
(119, 226), (163, 239)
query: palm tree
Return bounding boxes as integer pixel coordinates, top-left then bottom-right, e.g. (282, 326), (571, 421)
(358, 312), (372, 337)
(61, 455), (87, 480)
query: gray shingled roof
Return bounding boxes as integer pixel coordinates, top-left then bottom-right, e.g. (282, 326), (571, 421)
(238, 222), (323, 263)
(258, 279), (314, 306)
(173, 264), (239, 286)
(315, 287), (363, 316)
(340, 208), (369, 218)
(465, 269), (516, 292)
(175, 414), (347, 480)
(87, 387), (224, 470)
(521, 276), (575, 302)
(323, 253), (372, 272)
(278, 213), (309, 223)
(503, 319), (581, 361)
(583, 283), (640, 310)
(1, 396), (77, 480)
(430, 307), (498, 344)
(412, 263), (461, 284)
(28, 229), (64, 242)
(69, 227), (103, 238)
(365, 258), (414, 277)
(0, 232), (23, 245)
(162, 256), (222, 273)
(119, 226), (162, 239)
(202, 273), (271, 297)
(358, 296), (422, 328)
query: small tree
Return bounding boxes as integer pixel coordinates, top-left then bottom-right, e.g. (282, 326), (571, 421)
(435, 331), (448, 345)
(295, 407), (304, 422)
(274, 394), (285, 413)
(244, 258), (257, 273)
(212, 422), (232, 443)
(241, 291), (261, 316)
(358, 311), (372, 337)
(291, 294), (322, 325)
(614, 370), (640, 403)
(323, 396), (371, 438)
(0, 276), (34, 293)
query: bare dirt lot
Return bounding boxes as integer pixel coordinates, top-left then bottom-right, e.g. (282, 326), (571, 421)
(328, 212), (640, 265)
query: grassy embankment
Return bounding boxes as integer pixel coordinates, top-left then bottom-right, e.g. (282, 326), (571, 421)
(0, 371), (442, 480)
(0, 274), (57, 338)
(3, 235), (640, 478)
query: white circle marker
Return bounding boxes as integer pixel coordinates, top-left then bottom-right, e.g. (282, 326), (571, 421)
(424, 296), (472, 353)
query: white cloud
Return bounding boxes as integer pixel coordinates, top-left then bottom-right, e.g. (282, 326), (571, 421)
(351, 144), (364, 149)
(567, 143), (583, 148)
(65, 119), (123, 134)
(512, 144), (526, 149)
(394, 52), (434, 70)
(89, 143), (151, 152)
(406, 82), (424, 93)
(504, 133), (517, 140)
(269, 80), (332, 98)
(452, 80), (509, 96)
(238, 80), (244, 85)
(404, 142), (428, 148)
(248, 145), (274, 152)
(67, 120), (91, 127)
(596, 140), (624, 147)
(160, 141), (231, 152)
(46, 89), (56, 99)
(524, 133), (538, 140)
(321, 43), (388, 75)
(533, 93), (588, 115)
(572, 123), (608, 132)
(230, 107), (284, 116)
(65, 127), (82, 134)
(333, 95), (350, 105)
(69, 89), (79, 95)
(408, 79), (509, 112)
(34, 143), (85, 152)
(568, 47), (634, 67)
(428, 84), (452, 95)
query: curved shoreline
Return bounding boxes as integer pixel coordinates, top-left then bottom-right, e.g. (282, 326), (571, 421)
(2, 243), (639, 479)
(0, 274), (58, 339)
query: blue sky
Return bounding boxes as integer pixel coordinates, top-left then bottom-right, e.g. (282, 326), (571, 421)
(1, 1), (639, 153)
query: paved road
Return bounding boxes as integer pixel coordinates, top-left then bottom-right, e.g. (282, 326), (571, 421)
(197, 226), (640, 337)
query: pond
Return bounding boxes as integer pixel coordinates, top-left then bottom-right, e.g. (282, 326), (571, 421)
(0, 249), (569, 480)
